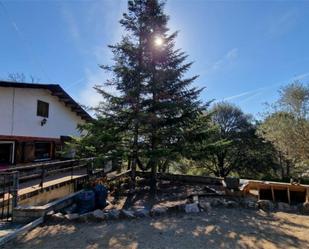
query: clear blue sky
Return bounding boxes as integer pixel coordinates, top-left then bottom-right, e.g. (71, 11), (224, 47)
(1, 0), (309, 118)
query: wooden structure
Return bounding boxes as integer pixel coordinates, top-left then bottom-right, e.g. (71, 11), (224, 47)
(136, 171), (223, 185)
(242, 180), (309, 204)
(0, 158), (100, 219)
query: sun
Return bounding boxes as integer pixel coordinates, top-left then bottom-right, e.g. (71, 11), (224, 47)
(154, 36), (164, 47)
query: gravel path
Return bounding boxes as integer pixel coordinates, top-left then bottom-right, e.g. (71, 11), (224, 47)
(2, 208), (309, 249)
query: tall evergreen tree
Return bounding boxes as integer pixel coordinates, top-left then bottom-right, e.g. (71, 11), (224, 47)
(88, 0), (205, 190)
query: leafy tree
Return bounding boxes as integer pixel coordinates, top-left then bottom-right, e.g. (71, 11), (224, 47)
(278, 81), (309, 119)
(233, 123), (279, 179)
(259, 81), (309, 177)
(206, 102), (252, 177)
(194, 102), (278, 178)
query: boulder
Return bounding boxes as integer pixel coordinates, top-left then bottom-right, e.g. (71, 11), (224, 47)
(54, 212), (64, 218)
(46, 210), (55, 216)
(150, 207), (168, 216)
(257, 200), (275, 212)
(65, 213), (80, 220)
(224, 200), (239, 208)
(199, 201), (211, 212)
(277, 202), (291, 212)
(208, 198), (225, 207)
(134, 208), (149, 218)
(164, 203), (185, 213)
(120, 209), (135, 219)
(78, 212), (93, 222)
(245, 200), (258, 209)
(107, 209), (120, 219)
(92, 209), (106, 220)
(51, 212), (65, 221)
(301, 202), (309, 214)
(171, 204), (187, 213)
(185, 203), (200, 213)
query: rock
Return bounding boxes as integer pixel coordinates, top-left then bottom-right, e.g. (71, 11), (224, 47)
(257, 200), (275, 212)
(63, 204), (77, 214)
(150, 207), (168, 216)
(224, 200), (239, 208)
(54, 212), (64, 218)
(65, 213), (80, 220)
(92, 209), (106, 220)
(134, 208), (149, 218)
(163, 203), (182, 213)
(243, 200), (258, 209)
(120, 209), (135, 219)
(300, 202), (309, 214)
(46, 210), (55, 216)
(78, 212), (93, 222)
(107, 209), (120, 219)
(176, 204), (186, 212)
(168, 204), (187, 213)
(185, 203), (200, 213)
(208, 198), (225, 207)
(199, 201), (211, 212)
(277, 202), (291, 212)
(290, 205), (298, 212)
(51, 212), (65, 221)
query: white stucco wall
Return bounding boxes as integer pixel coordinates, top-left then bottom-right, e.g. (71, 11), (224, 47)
(0, 87), (86, 138)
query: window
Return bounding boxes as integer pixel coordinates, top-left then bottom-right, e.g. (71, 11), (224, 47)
(37, 100), (49, 118)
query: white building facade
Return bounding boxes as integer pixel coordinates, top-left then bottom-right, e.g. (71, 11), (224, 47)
(0, 81), (91, 165)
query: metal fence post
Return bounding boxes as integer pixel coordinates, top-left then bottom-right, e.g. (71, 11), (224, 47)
(39, 165), (45, 189)
(1, 175), (5, 219)
(12, 171), (19, 208)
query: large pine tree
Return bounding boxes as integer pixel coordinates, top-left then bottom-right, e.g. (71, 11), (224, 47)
(93, 0), (205, 190)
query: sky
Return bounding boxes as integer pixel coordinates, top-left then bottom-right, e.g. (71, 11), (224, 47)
(1, 0), (309, 119)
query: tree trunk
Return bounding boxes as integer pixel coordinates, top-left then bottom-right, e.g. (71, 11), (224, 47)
(278, 152), (285, 180)
(130, 29), (143, 190)
(130, 122), (139, 190)
(286, 161), (290, 178)
(217, 154), (226, 177)
(150, 53), (158, 195)
(127, 157), (131, 170)
(150, 160), (157, 195)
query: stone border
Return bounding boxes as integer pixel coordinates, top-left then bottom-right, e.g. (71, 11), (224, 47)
(49, 197), (309, 223)
(48, 198), (248, 222)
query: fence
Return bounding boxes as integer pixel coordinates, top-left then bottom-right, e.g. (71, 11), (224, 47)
(4, 158), (96, 188)
(0, 171), (19, 221)
(0, 158), (99, 220)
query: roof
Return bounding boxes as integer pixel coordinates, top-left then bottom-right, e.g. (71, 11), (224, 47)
(0, 80), (93, 122)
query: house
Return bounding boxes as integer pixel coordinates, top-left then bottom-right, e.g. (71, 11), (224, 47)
(0, 81), (92, 166)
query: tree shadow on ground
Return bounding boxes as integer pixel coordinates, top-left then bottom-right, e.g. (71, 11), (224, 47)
(3, 208), (309, 249)
(120, 181), (218, 211)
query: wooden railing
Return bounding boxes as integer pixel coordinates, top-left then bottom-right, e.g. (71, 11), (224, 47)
(136, 171), (223, 185)
(3, 158), (96, 187)
(0, 158), (102, 219)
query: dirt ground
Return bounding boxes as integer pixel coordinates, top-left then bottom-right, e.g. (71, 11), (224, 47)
(3, 208), (309, 249)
